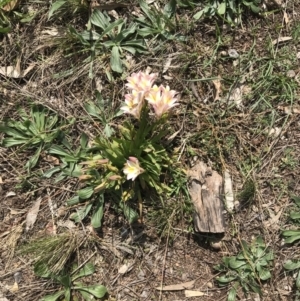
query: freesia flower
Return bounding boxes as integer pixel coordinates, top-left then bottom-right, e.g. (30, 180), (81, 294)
(126, 70), (158, 94)
(146, 85), (178, 118)
(120, 90), (144, 119)
(123, 157), (144, 181)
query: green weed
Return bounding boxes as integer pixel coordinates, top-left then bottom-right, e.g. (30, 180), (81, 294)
(0, 105), (70, 172)
(193, 0), (261, 24)
(48, 0), (88, 20)
(68, 9), (147, 75)
(136, 0), (186, 41)
(35, 262), (107, 301)
(282, 196), (300, 295)
(44, 133), (89, 182)
(282, 196), (300, 244)
(215, 236), (274, 300)
(280, 147), (298, 170)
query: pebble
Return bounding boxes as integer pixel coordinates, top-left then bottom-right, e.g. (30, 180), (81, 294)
(228, 49), (239, 58)
(14, 271), (22, 284)
(210, 241), (222, 250)
(286, 70), (296, 78)
(141, 290), (149, 298)
(207, 282), (213, 288)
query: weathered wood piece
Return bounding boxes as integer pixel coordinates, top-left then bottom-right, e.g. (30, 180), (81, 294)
(188, 161), (225, 233)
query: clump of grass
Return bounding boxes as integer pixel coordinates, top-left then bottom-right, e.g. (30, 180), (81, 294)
(19, 231), (86, 273)
(239, 179), (256, 204)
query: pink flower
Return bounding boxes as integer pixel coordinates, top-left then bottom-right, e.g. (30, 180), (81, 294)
(146, 85), (178, 118)
(123, 157), (144, 181)
(120, 90), (144, 119)
(126, 70), (158, 94)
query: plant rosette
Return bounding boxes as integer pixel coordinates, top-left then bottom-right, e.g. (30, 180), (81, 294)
(67, 70), (180, 226)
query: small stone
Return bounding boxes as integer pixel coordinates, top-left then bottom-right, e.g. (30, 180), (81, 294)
(228, 49), (239, 58)
(234, 201), (240, 210)
(138, 270), (145, 279)
(284, 285), (292, 291)
(207, 282), (213, 288)
(210, 241), (222, 250)
(286, 70), (296, 78)
(141, 290), (149, 298)
(14, 271), (22, 284)
(56, 206), (67, 217)
(182, 273), (188, 281)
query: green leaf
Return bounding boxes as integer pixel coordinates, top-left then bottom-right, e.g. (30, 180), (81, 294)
(137, 27), (158, 37)
(120, 203), (138, 224)
(43, 166), (62, 178)
(90, 9), (109, 30)
(75, 285), (107, 298)
(250, 4), (260, 13)
(282, 230), (300, 236)
(241, 240), (250, 255)
(78, 288), (95, 301)
(77, 187), (94, 200)
(110, 46), (122, 73)
(193, 9), (205, 20)
(255, 247), (265, 258)
(84, 102), (103, 120)
(40, 291), (65, 301)
(282, 231), (300, 244)
(91, 196), (104, 229)
(2, 137), (29, 147)
(34, 263), (52, 278)
(255, 236), (265, 248)
(64, 287), (71, 301)
(25, 145), (42, 170)
(290, 212), (300, 220)
(228, 287), (237, 301)
(80, 133), (89, 149)
(72, 263), (95, 281)
(70, 203), (93, 222)
(248, 280), (262, 295)
(264, 251), (274, 261)
(296, 271), (300, 289)
(217, 2), (226, 15)
(292, 195), (300, 207)
(164, 0), (176, 18)
(217, 275), (237, 284)
(284, 260), (300, 270)
(229, 257), (247, 269)
(67, 195), (80, 206)
(48, 0), (66, 20)
(20, 12), (36, 23)
(48, 145), (71, 157)
(257, 258), (268, 267)
(115, 24), (136, 43)
(104, 124), (114, 138)
(259, 268), (271, 280)
(0, 125), (28, 139)
(0, 26), (11, 33)
(139, 0), (155, 23)
(91, 11), (123, 39)
(57, 274), (71, 289)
